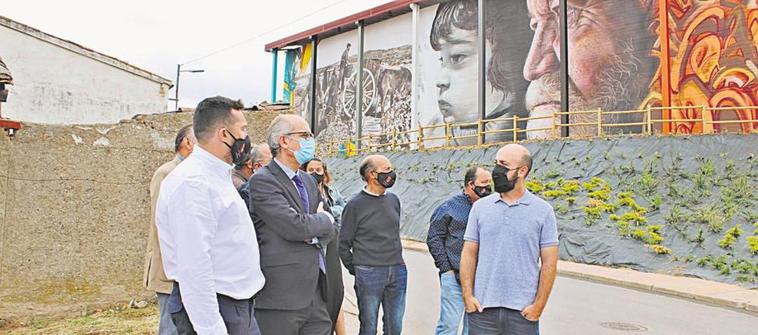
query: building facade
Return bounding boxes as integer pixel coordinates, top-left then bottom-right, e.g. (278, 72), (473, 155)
(266, 0), (758, 148)
(0, 16), (172, 125)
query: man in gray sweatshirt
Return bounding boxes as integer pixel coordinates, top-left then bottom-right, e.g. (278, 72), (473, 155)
(340, 154), (406, 335)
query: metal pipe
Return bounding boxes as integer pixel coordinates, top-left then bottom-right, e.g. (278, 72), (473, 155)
(271, 48), (279, 103)
(174, 64), (181, 111)
(477, 0), (486, 143)
(357, 20), (365, 148)
(559, 0), (570, 137)
(310, 36), (318, 131)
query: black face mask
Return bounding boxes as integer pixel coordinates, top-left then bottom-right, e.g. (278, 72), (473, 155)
(376, 171), (397, 189)
(492, 165), (518, 193)
(311, 172), (325, 185)
(224, 130), (251, 166)
(472, 184), (493, 198)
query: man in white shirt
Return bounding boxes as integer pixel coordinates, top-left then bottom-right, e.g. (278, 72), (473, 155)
(156, 96), (265, 335)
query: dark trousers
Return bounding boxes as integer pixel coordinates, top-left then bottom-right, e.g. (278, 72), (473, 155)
(325, 237), (345, 329)
(254, 280), (332, 335)
(468, 307), (538, 335)
(168, 283), (260, 335)
(354, 264), (408, 335)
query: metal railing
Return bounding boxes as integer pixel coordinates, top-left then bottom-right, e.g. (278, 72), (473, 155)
(318, 105), (758, 157)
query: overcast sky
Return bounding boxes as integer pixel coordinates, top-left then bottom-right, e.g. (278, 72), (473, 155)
(3, 0), (389, 109)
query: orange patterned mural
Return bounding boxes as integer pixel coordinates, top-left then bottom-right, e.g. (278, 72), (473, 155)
(647, 0), (758, 134)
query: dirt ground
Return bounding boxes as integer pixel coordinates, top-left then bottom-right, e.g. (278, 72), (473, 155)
(1, 303), (158, 335)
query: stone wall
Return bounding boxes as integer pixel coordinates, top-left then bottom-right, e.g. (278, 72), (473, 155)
(0, 110), (281, 320)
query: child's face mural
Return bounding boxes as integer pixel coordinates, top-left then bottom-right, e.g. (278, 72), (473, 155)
(435, 26), (506, 127)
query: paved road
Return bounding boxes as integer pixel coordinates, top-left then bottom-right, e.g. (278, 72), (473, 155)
(341, 249), (757, 334)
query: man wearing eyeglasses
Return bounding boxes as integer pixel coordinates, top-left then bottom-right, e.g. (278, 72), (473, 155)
(340, 155), (406, 335)
(460, 144), (559, 335)
(248, 114), (337, 335)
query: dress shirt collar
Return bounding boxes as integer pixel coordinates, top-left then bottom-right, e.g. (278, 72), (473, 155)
(193, 145), (232, 179)
(274, 157), (300, 180)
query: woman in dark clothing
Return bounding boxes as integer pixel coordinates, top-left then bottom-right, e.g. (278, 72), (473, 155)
(301, 158), (347, 334)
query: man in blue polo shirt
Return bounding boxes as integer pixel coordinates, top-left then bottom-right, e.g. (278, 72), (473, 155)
(460, 144), (559, 335)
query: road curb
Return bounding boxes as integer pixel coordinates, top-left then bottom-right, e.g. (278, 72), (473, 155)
(401, 239), (758, 315)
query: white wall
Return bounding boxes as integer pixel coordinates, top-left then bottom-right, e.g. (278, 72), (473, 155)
(0, 26), (169, 125)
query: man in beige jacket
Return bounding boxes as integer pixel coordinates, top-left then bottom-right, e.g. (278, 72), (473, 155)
(144, 124), (196, 335)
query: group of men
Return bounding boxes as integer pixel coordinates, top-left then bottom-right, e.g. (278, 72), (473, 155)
(144, 95), (558, 335)
(426, 145), (559, 335)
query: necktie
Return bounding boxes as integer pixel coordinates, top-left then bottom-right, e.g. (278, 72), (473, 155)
(292, 174), (310, 211)
(292, 173), (325, 273)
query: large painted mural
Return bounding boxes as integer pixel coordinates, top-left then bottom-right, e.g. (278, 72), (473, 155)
(283, 0), (758, 146)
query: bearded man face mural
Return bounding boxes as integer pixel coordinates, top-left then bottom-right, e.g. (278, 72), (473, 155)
(523, 0), (657, 138)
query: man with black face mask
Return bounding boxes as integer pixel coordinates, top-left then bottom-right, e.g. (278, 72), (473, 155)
(427, 166), (492, 335)
(340, 155), (406, 335)
(155, 96), (264, 335)
(460, 144), (559, 335)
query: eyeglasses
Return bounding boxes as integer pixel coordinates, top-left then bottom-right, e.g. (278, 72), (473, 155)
(286, 131), (314, 139)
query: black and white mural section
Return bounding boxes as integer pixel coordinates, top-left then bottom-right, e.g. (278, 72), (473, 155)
(311, 15), (414, 148)
(417, 0), (533, 147)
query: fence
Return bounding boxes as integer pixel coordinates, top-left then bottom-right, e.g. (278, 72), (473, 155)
(318, 106), (758, 157)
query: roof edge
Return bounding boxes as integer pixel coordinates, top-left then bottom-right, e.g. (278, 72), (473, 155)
(264, 0), (441, 52)
(0, 16), (173, 86)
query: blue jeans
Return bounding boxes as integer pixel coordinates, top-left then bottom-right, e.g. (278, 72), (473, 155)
(435, 271), (468, 335)
(157, 293), (178, 335)
(468, 307), (538, 335)
(354, 264), (408, 335)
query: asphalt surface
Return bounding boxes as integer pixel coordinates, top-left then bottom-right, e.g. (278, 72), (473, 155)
(341, 249), (757, 334)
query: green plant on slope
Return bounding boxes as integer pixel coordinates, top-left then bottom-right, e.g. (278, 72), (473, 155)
(526, 180), (545, 193)
(650, 245), (672, 255)
(718, 225), (743, 249)
(747, 236), (758, 255)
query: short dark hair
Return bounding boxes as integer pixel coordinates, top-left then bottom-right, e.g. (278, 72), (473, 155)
(174, 124), (193, 153)
(193, 96), (244, 142)
(300, 158), (333, 185)
(522, 154), (533, 177)
(359, 157), (376, 182)
(430, 0), (531, 97)
(233, 148), (253, 170)
(464, 166), (481, 187)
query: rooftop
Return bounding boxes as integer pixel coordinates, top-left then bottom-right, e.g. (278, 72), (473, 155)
(0, 15), (172, 86)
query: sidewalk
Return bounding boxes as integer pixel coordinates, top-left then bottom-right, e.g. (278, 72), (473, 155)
(401, 240), (758, 314)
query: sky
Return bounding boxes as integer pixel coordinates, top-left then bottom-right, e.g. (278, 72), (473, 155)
(3, 0), (389, 109)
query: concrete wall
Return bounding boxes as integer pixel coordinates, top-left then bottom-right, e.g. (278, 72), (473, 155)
(0, 24), (170, 125)
(0, 110), (280, 320)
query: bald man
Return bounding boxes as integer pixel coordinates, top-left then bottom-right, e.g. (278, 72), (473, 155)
(340, 155), (407, 335)
(461, 144), (559, 334)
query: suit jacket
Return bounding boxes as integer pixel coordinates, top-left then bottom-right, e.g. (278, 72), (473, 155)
(143, 156), (181, 294)
(248, 160), (337, 310)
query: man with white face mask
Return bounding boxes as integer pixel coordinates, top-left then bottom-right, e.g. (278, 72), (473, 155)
(248, 114), (337, 335)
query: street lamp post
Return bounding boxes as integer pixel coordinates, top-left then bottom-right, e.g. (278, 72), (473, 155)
(172, 64), (205, 111)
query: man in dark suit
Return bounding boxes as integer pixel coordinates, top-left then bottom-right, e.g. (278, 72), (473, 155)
(248, 114), (337, 335)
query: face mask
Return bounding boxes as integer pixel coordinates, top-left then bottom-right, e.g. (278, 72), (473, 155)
(311, 172), (325, 185)
(294, 138), (316, 165)
(224, 130), (251, 166)
(473, 184), (492, 198)
(492, 165), (518, 193)
(376, 171), (397, 189)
